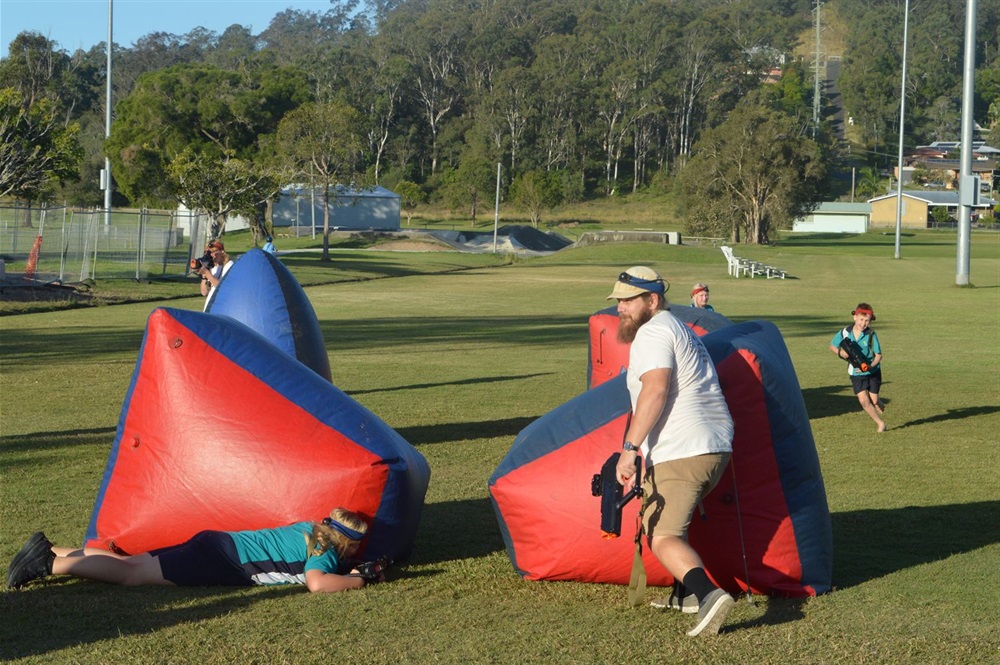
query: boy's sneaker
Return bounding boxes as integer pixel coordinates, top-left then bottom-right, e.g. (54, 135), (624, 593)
(686, 588), (735, 637)
(650, 583), (699, 613)
(6, 532), (55, 589)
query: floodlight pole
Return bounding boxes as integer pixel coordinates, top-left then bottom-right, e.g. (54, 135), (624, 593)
(103, 0), (113, 227)
(893, 0), (910, 259)
(956, 0), (978, 285)
(493, 162), (501, 254)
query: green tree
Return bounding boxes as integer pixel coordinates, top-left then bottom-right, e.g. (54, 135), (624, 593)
(106, 63), (310, 207)
(510, 170), (562, 228)
(168, 148), (283, 239)
(439, 120), (499, 227)
(0, 88), (82, 206)
(275, 99), (368, 260)
(394, 180), (425, 226)
(930, 206), (953, 226)
(838, 7), (902, 156)
(855, 166), (887, 200)
(384, 0), (467, 174)
(681, 101), (826, 244)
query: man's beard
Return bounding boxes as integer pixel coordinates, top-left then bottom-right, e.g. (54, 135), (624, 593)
(617, 307), (655, 344)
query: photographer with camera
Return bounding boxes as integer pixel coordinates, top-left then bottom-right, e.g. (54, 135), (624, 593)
(7, 507), (388, 593)
(829, 303), (885, 432)
(608, 266), (736, 637)
(194, 239), (233, 311)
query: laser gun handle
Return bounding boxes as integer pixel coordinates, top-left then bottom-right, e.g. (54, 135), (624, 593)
(615, 455), (642, 511)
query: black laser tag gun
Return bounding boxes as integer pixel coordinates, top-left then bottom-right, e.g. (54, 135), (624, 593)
(839, 337), (870, 372)
(350, 556), (393, 585)
(591, 452), (642, 539)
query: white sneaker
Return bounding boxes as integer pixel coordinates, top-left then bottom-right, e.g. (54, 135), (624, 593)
(687, 588), (735, 637)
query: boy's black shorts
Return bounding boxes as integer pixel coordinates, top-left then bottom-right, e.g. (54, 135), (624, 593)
(850, 370), (882, 395)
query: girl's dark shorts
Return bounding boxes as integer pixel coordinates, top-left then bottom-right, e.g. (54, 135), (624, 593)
(150, 530), (252, 586)
(850, 370), (882, 395)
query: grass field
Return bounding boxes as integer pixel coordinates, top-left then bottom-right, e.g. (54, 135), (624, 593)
(2, 231), (999, 663)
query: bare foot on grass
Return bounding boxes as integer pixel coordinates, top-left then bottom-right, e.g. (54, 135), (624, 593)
(877, 422), (886, 433)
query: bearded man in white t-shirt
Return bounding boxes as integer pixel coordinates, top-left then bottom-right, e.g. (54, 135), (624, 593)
(610, 266), (736, 637)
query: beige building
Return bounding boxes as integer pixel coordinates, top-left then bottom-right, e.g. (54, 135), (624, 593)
(868, 191), (996, 228)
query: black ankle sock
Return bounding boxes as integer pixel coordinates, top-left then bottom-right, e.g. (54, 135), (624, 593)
(682, 568), (717, 602)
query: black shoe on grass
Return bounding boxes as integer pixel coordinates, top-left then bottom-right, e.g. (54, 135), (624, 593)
(6, 532), (55, 589)
(650, 582), (699, 613)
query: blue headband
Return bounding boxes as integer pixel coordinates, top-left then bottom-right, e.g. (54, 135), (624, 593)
(618, 272), (665, 295)
(322, 516), (365, 541)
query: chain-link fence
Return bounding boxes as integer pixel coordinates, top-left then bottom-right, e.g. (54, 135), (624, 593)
(0, 204), (214, 282)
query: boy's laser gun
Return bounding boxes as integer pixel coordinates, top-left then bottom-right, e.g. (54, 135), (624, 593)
(839, 337), (870, 372)
(590, 452), (642, 539)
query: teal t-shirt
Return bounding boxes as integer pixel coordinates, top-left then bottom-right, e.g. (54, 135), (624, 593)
(228, 522), (342, 585)
(831, 326), (881, 376)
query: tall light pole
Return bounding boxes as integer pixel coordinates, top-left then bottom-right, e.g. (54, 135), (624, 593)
(893, 0), (910, 259)
(956, 0), (978, 285)
(102, 0), (113, 226)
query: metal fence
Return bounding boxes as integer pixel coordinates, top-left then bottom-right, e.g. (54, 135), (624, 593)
(0, 204), (214, 282)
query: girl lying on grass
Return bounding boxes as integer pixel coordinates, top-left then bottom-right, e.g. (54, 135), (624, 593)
(6, 507), (384, 592)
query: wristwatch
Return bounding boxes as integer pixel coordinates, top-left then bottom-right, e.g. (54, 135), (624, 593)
(623, 441), (640, 453)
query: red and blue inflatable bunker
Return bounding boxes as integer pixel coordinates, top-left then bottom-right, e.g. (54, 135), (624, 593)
(588, 304), (732, 388)
(206, 248), (332, 382)
(84, 307), (429, 562)
(490, 319), (832, 596)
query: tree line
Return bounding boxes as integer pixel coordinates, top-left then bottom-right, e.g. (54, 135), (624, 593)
(2, 0), (999, 245)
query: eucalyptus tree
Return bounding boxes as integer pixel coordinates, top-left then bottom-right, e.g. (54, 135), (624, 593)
(530, 33), (586, 175)
(0, 33), (73, 109)
(336, 31), (413, 185)
(602, 1), (675, 192)
(681, 98), (826, 245)
(511, 169), (562, 228)
(274, 99), (368, 260)
(483, 64), (538, 172)
(838, 3), (910, 158)
(383, 0), (469, 174)
(0, 88), (82, 205)
(440, 121), (501, 226)
(0, 33), (90, 209)
(169, 148), (283, 238)
(206, 25), (259, 71)
(393, 180), (426, 225)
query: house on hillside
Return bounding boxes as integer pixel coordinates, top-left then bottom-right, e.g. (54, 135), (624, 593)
(868, 190), (997, 228)
(791, 202), (871, 233)
(896, 160), (997, 192)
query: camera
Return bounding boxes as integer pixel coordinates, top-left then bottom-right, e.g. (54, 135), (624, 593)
(354, 556), (393, 584)
(189, 251), (215, 272)
(591, 452), (642, 539)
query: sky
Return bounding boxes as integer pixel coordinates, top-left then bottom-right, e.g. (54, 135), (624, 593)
(1, 0), (337, 56)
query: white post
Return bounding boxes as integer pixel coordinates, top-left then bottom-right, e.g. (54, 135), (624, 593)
(894, 0), (910, 259)
(493, 163), (501, 254)
(956, 0), (977, 285)
(103, 0), (114, 228)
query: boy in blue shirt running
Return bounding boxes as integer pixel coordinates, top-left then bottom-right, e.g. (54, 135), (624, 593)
(829, 303), (885, 432)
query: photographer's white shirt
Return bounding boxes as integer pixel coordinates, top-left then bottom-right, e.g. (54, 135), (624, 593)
(203, 260), (234, 311)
